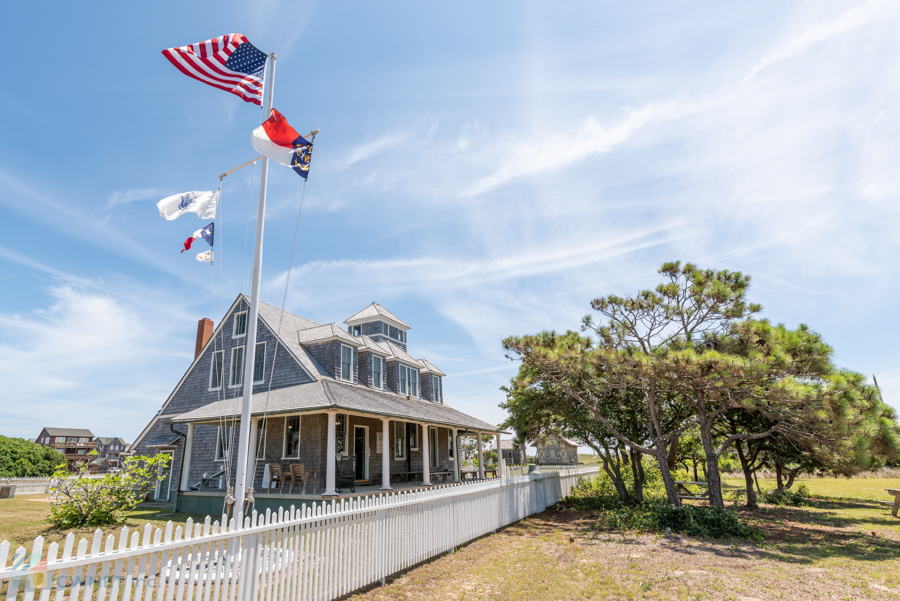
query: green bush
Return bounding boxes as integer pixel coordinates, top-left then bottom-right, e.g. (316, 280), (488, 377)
(763, 484), (809, 506)
(48, 453), (170, 528)
(561, 478), (763, 540)
(0, 436), (65, 477)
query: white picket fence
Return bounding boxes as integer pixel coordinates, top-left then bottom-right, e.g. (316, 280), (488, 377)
(0, 467), (598, 601)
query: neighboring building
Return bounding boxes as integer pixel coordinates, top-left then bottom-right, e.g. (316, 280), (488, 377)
(35, 428), (97, 470)
(130, 295), (500, 503)
(93, 437), (129, 473)
(491, 439), (526, 465)
(533, 433), (579, 465)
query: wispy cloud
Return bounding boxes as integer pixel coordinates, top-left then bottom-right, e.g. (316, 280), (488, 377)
(106, 187), (158, 208)
(333, 134), (410, 170)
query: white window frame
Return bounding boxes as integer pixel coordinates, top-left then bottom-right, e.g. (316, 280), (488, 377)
(432, 375), (441, 403)
(335, 414), (349, 456)
(370, 355), (384, 390)
(215, 426), (232, 461)
(381, 321), (389, 336)
(229, 346), (245, 388)
(448, 430), (454, 459)
(429, 427), (438, 469)
(409, 367), (418, 398)
(209, 350), (224, 390)
(409, 422), (419, 451)
(233, 311), (248, 338)
(340, 344), (353, 382)
(351, 325), (361, 336)
(399, 365), (408, 395)
(393, 421), (407, 460)
(255, 419), (266, 460)
(253, 342), (266, 383)
(283, 416), (302, 459)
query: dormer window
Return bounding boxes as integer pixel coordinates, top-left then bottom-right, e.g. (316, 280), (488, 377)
(432, 375), (442, 403)
(233, 311), (247, 337)
(370, 355), (384, 389)
(399, 365), (419, 397)
(351, 325), (361, 336)
(340, 345), (353, 382)
(382, 322), (389, 336)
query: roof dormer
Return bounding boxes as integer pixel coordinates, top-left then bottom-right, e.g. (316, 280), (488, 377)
(345, 302), (410, 350)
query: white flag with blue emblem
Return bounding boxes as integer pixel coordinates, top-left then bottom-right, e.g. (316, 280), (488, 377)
(156, 190), (218, 220)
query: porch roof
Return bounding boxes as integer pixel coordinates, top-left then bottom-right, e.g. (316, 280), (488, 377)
(170, 379), (500, 432)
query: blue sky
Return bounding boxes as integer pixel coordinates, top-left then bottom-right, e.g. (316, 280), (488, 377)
(2, 1), (899, 443)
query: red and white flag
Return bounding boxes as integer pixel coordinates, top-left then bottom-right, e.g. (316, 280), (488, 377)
(250, 109), (313, 179)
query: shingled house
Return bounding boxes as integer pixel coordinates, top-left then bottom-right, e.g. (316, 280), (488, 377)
(35, 428), (97, 471)
(130, 295), (501, 508)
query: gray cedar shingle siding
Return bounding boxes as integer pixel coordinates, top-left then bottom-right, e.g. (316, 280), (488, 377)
(302, 341), (359, 385)
(132, 305), (314, 491)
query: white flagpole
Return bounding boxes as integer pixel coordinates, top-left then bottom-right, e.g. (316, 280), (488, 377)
(233, 52), (276, 521)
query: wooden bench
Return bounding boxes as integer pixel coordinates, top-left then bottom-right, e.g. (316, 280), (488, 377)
(460, 468), (498, 480)
(431, 471), (454, 483)
(389, 471), (422, 483)
(880, 489), (900, 517)
(674, 481), (710, 501)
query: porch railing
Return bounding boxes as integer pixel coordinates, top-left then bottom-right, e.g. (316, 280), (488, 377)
(1, 467), (598, 601)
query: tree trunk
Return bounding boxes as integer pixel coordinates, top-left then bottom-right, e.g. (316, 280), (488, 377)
(694, 391), (725, 507)
(692, 459), (699, 483)
(653, 445), (681, 506)
(629, 447), (645, 503)
(597, 444), (630, 501)
(735, 441), (757, 508)
(697, 421), (725, 508)
(785, 467), (801, 490)
(775, 462), (784, 492)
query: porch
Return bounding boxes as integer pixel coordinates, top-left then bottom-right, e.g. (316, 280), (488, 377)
(169, 380), (505, 502)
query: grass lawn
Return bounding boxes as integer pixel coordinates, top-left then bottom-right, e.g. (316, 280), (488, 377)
(350, 477), (900, 600)
(0, 496), (209, 552)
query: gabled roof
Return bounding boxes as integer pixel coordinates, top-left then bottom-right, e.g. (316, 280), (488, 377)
(297, 323), (363, 347)
(171, 379), (499, 432)
(381, 341), (421, 367)
(417, 359), (446, 376)
(344, 303), (410, 329)
(42, 428), (95, 437)
(358, 335), (391, 356)
(96, 437), (128, 445)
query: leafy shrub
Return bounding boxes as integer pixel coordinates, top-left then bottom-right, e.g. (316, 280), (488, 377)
(48, 453), (170, 528)
(763, 484), (809, 506)
(0, 436), (65, 477)
(561, 478), (763, 540)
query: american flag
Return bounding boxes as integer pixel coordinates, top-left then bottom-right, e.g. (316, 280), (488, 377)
(162, 34), (267, 105)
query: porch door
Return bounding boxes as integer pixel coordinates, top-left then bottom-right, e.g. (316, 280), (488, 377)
(354, 427), (366, 480)
(155, 451), (173, 501)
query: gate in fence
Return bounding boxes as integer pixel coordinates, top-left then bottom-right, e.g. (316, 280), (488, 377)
(1, 468), (597, 601)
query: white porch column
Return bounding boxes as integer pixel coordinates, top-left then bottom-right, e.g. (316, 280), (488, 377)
(179, 423), (195, 492)
(246, 418), (259, 491)
(324, 411), (337, 496)
(381, 418), (392, 490)
(421, 423), (431, 486)
(476, 432), (485, 479)
(451, 428), (460, 483)
(495, 432), (505, 479)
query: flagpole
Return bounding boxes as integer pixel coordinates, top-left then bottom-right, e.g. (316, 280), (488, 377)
(233, 52), (276, 521)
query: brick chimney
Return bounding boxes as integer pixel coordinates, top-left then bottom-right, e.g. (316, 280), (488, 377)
(195, 318), (214, 358)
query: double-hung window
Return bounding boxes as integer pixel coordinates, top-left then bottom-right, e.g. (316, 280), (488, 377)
(429, 427), (438, 469)
(432, 375), (441, 403)
(394, 422), (407, 459)
(381, 322), (389, 336)
(448, 430), (454, 459)
(253, 342), (265, 383)
(399, 365), (419, 397)
(216, 426), (232, 461)
(255, 419), (267, 459)
(335, 414), (348, 455)
(233, 311), (247, 337)
(370, 355), (383, 389)
(209, 350), (224, 389)
(230, 347), (244, 387)
(340, 345), (353, 381)
(409, 423), (419, 450)
(283, 416), (301, 458)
